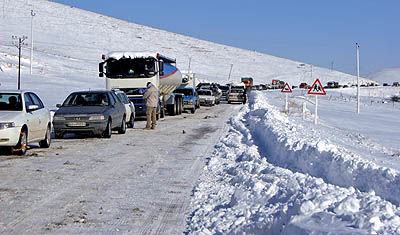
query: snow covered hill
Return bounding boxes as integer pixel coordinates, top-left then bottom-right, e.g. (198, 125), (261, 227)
(367, 67), (400, 85)
(0, 0), (377, 110)
(1, 1), (400, 234)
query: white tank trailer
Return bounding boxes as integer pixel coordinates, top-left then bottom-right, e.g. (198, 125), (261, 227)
(99, 52), (185, 117)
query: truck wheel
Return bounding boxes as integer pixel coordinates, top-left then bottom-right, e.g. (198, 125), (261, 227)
(168, 105), (175, 116)
(191, 108), (195, 114)
(176, 100), (180, 115)
(160, 107), (165, 118)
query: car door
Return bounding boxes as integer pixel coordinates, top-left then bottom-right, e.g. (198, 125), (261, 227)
(28, 92), (49, 140)
(108, 92), (123, 129)
(112, 93), (125, 124)
(24, 93), (40, 141)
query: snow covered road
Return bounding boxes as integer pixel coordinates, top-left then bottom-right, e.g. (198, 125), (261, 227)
(0, 104), (237, 234)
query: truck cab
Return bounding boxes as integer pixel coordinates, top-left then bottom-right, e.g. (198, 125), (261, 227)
(99, 52), (184, 118)
(174, 88), (199, 113)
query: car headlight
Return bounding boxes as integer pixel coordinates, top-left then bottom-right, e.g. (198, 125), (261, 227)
(0, 122), (16, 129)
(53, 115), (66, 121)
(89, 115), (105, 120)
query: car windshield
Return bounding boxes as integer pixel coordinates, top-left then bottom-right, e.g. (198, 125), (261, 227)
(198, 90), (211, 96)
(105, 58), (156, 78)
(0, 93), (23, 111)
(174, 89), (193, 96)
(63, 93), (109, 106)
(231, 89), (244, 93)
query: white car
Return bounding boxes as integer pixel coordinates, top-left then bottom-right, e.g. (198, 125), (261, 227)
(198, 89), (216, 106)
(114, 90), (135, 128)
(0, 90), (51, 155)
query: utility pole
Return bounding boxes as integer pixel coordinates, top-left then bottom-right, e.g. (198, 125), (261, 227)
(228, 64), (233, 82)
(12, 35), (28, 90)
(30, 9), (35, 75)
(187, 57), (191, 73)
(356, 43), (360, 114)
(310, 65), (313, 79)
(331, 61), (334, 71)
(2, 0), (6, 18)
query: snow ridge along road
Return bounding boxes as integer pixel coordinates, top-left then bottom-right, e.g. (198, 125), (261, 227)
(187, 92), (400, 234)
(0, 104), (237, 234)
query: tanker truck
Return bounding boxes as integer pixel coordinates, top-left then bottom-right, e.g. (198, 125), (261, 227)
(98, 52), (184, 117)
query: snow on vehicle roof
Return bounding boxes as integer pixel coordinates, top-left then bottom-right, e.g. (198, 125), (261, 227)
(105, 51), (176, 63)
(230, 82), (245, 87)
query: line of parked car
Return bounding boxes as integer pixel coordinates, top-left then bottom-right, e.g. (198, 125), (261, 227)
(0, 83), (247, 155)
(195, 82), (247, 105)
(0, 89), (136, 155)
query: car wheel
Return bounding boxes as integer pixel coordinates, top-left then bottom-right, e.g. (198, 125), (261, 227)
(102, 120), (112, 138)
(127, 113), (135, 128)
(39, 124), (51, 148)
(118, 117), (126, 134)
(12, 129), (27, 155)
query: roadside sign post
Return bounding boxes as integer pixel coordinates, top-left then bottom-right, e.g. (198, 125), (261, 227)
(281, 83), (292, 113)
(307, 78), (326, 124)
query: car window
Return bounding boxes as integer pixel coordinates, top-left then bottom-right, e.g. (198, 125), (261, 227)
(0, 93), (23, 111)
(109, 93), (116, 105)
(28, 93), (44, 109)
(117, 93), (129, 104)
(24, 93), (34, 111)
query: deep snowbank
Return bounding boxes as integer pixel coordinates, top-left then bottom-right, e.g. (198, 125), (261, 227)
(187, 92), (400, 234)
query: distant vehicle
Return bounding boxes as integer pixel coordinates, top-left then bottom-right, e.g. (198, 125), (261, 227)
(0, 90), (51, 155)
(326, 81), (339, 89)
(219, 85), (230, 101)
(299, 83), (310, 89)
(292, 85), (298, 89)
(196, 83), (222, 104)
(174, 88), (199, 113)
(383, 83), (390, 87)
(113, 90), (135, 128)
(198, 89), (215, 106)
(213, 87), (222, 104)
(241, 77), (254, 88)
(228, 83), (246, 104)
(53, 90), (126, 138)
(393, 82), (399, 87)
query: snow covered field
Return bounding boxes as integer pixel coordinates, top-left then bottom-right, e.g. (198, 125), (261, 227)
(1, 0), (400, 234)
(187, 90), (400, 234)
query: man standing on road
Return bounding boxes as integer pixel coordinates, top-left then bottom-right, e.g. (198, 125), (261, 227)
(143, 82), (158, 130)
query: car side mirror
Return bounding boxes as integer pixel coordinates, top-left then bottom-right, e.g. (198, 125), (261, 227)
(56, 104), (62, 108)
(27, 104), (39, 112)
